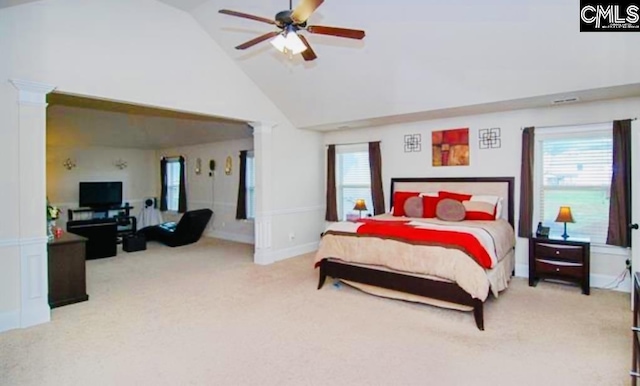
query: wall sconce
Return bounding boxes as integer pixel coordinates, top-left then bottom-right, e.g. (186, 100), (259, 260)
(225, 156), (232, 175)
(195, 158), (202, 175)
(62, 158), (76, 170)
(114, 159), (128, 170)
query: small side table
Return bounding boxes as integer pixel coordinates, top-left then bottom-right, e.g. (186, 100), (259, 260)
(48, 232), (89, 308)
(529, 236), (591, 295)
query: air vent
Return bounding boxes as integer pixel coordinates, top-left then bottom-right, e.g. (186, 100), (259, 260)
(551, 97), (580, 105)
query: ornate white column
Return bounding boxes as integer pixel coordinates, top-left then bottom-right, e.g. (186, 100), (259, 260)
(250, 121), (277, 265)
(10, 79), (56, 328)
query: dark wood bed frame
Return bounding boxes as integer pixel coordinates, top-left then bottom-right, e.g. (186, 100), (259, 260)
(317, 176), (515, 331)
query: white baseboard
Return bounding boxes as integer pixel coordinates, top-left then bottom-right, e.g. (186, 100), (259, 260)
(20, 304), (50, 328)
(515, 263), (528, 279)
(591, 273), (631, 293)
(253, 241), (319, 265)
(514, 263), (630, 293)
(207, 230), (254, 245)
(254, 249), (272, 265)
(0, 309), (20, 333)
(272, 242), (319, 263)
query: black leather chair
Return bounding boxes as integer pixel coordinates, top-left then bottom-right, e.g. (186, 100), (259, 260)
(138, 209), (213, 247)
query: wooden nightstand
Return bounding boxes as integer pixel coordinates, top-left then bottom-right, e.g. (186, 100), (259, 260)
(529, 236), (590, 295)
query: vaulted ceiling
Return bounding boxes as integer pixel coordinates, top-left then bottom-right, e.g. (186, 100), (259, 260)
(5, 0), (640, 131)
(158, 0), (640, 130)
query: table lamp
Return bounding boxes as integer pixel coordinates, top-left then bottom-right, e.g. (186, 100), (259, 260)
(555, 206), (575, 239)
(353, 199), (368, 218)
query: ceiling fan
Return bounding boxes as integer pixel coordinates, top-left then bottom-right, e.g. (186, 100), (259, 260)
(219, 0), (365, 61)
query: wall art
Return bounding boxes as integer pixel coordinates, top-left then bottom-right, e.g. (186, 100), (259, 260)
(404, 134), (422, 152)
(479, 128), (501, 149)
(432, 128), (469, 166)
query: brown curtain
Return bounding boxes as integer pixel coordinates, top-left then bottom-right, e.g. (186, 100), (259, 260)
(518, 127), (535, 238)
(236, 150), (248, 220)
(178, 156), (187, 213)
(369, 141), (385, 215)
(160, 157), (168, 211)
(325, 145), (338, 221)
(607, 120), (632, 247)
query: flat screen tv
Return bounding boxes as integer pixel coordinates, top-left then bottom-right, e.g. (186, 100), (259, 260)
(79, 181), (123, 208)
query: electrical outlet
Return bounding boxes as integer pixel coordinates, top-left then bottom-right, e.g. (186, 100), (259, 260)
(626, 259), (632, 275)
(288, 232), (295, 241)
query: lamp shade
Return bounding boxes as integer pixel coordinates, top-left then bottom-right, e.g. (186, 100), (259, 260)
(353, 199), (368, 211)
(270, 28), (307, 55)
(555, 206), (575, 223)
(270, 34), (287, 53)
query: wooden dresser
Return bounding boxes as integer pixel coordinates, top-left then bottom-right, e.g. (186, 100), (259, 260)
(528, 236), (590, 295)
(48, 232), (89, 308)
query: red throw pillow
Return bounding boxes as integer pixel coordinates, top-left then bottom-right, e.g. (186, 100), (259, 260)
(392, 191), (420, 216)
(464, 211), (495, 221)
(463, 201), (496, 221)
(422, 195), (441, 218)
(438, 190), (472, 202)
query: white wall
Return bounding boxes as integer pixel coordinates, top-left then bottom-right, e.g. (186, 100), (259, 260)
(158, 138), (255, 244)
(324, 97), (640, 291)
(46, 145), (158, 229)
(0, 0), (324, 333)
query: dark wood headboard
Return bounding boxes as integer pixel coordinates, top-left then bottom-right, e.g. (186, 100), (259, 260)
(389, 177), (515, 227)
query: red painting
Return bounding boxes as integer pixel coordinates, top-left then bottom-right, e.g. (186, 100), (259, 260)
(432, 128), (469, 166)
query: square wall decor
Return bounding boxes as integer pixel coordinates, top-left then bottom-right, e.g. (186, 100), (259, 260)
(479, 128), (501, 149)
(432, 128), (469, 166)
(404, 134), (422, 152)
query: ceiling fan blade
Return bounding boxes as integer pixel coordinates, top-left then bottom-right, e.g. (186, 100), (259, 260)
(298, 35), (317, 61)
(235, 31), (280, 50)
(291, 0), (324, 24)
(219, 9), (276, 25)
(307, 25), (365, 39)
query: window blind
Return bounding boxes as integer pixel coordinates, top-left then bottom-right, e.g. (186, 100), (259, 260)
(336, 145), (372, 220)
(539, 132), (612, 244)
(246, 152), (255, 219)
(166, 160), (181, 212)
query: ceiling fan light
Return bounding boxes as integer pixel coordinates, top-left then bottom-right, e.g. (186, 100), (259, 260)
(284, 31), (307, 55)
(270, 34), (287, 53)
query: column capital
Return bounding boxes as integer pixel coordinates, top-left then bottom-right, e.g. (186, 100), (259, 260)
(9, 79), (56, 106)
(249, 121), (277, 135)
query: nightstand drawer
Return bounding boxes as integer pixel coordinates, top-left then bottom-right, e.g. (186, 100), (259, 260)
(535, 242), (584, 261)
(535, 259), (583, 279)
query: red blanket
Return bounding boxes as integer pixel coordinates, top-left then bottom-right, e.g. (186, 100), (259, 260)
(354, 220), (493, 269)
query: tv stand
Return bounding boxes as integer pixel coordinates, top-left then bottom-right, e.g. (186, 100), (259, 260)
(68, 204), (137, 240)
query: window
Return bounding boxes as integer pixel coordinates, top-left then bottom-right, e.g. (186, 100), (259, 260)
(246, 151), (255, 219)
(166, 159), (182, 212)
(336, 144), (372, 220)
(536, 124), (612, 244)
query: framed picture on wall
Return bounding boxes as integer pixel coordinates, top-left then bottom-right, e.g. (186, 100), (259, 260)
(432, 128), (469, 166)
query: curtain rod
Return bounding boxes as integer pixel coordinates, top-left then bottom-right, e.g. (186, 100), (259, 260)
(326, 141), (380, 147)
(521, 117), (637, 130)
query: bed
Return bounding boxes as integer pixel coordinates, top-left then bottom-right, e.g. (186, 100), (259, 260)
(314, 177), (516, 330)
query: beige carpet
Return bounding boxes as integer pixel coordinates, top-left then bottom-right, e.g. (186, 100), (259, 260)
(0, 238), (632, 386)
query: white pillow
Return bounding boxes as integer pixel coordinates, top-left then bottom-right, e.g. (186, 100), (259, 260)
(470, 195), (503, 220)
